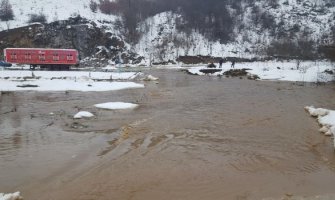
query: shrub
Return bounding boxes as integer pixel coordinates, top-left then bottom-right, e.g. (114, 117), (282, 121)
(0, 0), (14, 21)
(28, 13), (47, 23)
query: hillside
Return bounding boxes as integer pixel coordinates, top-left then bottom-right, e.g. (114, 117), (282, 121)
(0, 0), (117, 30)
(0, 0), (335, 64)
(134, 0), (335, 62)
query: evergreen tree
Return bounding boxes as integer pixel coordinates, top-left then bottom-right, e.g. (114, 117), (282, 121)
(0, 0), (14, 30)
(0, 0), (14, 21)
(89, 0), (98, 13)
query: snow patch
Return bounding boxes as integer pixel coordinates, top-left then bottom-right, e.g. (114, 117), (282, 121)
(142, 75), (159, 81)
(0, 192), (22, 200)
(74, 111), (94, 119)
(94, 102), (138, 110)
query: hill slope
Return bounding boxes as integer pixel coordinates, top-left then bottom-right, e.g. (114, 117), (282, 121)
(1, 0), (334, 63)
(0, 0), (118, 30)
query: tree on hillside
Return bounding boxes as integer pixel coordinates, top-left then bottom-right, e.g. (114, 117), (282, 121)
(0, 0), (14, 30)
(98, 0), (120, 15)
(89, 0), (98, 13)
(28, 13), (47, 24)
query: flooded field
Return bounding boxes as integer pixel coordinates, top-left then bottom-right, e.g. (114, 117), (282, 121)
(1, 68), (335, 200)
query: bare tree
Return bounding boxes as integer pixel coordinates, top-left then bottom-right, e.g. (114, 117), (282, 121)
(0, 0), (14, 30)
(89, 0), (98, 13)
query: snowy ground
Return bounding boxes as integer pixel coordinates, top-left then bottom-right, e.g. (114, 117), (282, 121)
(305, 106), (335, 149)
(0, 70), (144, 92)
(0, 60), (334, 92)
(187, 60), (335, 83)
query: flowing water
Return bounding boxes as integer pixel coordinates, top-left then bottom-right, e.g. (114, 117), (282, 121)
(0, 68), (335, 200)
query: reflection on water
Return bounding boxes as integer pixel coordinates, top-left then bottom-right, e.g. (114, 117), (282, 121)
(0, 132), (22, 159)
(0, 93), (22, 157)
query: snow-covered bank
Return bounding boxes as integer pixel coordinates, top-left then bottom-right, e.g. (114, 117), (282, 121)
(0, 70), (144, 92)
(0, 79), (144, 92)
(94, 102), (138, 110)
(0, 192), (22, 200)
(305, 106), (335, 149)
(187, 60), (335, 82)
(0, 70), (140, 80)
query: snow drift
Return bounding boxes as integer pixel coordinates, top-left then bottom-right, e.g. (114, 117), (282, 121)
(305, 106), (335, 149)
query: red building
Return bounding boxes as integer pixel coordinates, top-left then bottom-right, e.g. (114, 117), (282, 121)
(4, 48), (79, 70)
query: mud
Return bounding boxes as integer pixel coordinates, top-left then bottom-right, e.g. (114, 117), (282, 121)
(223, 68), (250, 76)
(1, 69), (335, 200)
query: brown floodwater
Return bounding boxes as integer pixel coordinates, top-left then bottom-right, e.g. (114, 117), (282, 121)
(0, 68), (335, 200)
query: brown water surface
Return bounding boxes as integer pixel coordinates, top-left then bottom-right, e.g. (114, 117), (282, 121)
(1, 69), (335, 200)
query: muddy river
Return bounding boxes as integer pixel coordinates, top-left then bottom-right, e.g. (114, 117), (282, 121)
(1, 69), (335, 200)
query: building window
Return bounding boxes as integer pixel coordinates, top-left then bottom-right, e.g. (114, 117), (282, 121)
(67, 54), (74, 61)
(53, 54), (59, 61)
(25, 53), (32, 60)
(39, 54), (46, 61)
(11, 53), (17, 60)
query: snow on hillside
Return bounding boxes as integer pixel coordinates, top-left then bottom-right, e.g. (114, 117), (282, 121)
(135, 0), (335, 62)
(256, 0), (334, 42)
(232, 0), (335, 48)
(135, 12), (257, 64)
(1, 0), (334, 63)
(0, 0), (117, 31)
